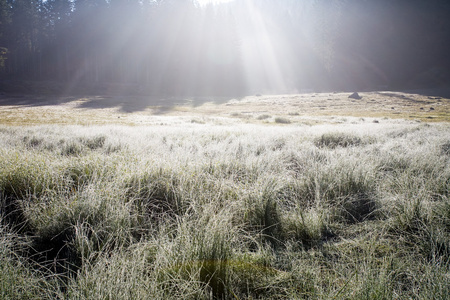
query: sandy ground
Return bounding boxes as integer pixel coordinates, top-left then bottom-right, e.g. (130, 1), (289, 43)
(0, 90), (448, 126)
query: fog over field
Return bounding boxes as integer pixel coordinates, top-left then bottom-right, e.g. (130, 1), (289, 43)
(1, 0), (450, 95)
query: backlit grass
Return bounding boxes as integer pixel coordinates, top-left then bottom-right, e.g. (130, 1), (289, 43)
(0, 121), (449, 299)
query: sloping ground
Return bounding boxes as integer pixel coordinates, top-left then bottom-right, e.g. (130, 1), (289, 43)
(0, 90), (448, 125)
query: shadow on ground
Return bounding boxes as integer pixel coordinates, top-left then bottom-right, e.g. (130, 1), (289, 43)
(400, 87), (450, 99)
(0, 95), (78, 107)
(0, 79), (244, 113)
(1, 84), (448, 115)
(375, 92), (419, 103)
(0, 94), (241, 114)
(75, 95), (238, 113)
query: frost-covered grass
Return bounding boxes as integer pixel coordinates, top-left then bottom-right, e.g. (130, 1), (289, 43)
(0, 121), (449, 299)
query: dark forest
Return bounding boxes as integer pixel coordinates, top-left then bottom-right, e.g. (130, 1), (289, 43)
(1, 0), (450, 96)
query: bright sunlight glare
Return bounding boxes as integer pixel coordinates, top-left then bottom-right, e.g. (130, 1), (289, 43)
(62, 0), (359, 96)
(196, 0), (236, 6)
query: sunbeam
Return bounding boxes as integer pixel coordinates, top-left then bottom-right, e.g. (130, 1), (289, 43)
(236, 1), (294, 94)
(196, 0), (236, 6)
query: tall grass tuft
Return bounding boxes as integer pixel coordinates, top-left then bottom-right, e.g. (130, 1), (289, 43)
(0, 219), (61, 299)
(315, 132), (362, 148)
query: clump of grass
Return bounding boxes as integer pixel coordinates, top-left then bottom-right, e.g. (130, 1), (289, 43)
(0, 151), (54, 200)
(281, 208), (328, 248)
(230, 112), (249, 119)
(274, 117), (291, 124)
(255, 144), (266, 156)
(334, 194), (379, 223)
(244, 194), (283, 247)
(441, 140), (450, 155)
(257, 114), (271, 120)
(0, 151), (63, 232)
(125, 168), (192, 220)
(0, 220), (60, 299)
(202, 161), (259, 184)
(315, 132), (362, 148)
(79, 135), (106, 150)
(145, 207), (239, 299)
(190, 118), (205, 124)
(241, 180), (330, 249)
(22, 135), (44, 148)
(270, 137), (286, 151)
(21, 178), (140, 273)
(61, 140), (85, 156)
(300, 161), (377, 205)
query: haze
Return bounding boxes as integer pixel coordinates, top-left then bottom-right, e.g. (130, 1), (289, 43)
(0, 0), (449, 96)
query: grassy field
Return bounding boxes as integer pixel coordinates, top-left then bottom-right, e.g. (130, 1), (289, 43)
(0, 92), (449, 299)
(0, 90), (449, 126)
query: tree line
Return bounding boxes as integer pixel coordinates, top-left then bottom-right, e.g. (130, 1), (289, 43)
(0, 0), (449, 96)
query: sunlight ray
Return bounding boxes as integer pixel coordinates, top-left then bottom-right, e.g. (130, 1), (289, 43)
(196, 0), (236, 6)
(237, 1), (295, 94)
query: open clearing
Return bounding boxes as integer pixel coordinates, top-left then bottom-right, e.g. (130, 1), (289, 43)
(0, 89), (449, 125)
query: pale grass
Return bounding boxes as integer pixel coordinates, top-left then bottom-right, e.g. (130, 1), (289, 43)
(0, 119), (448, 299)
